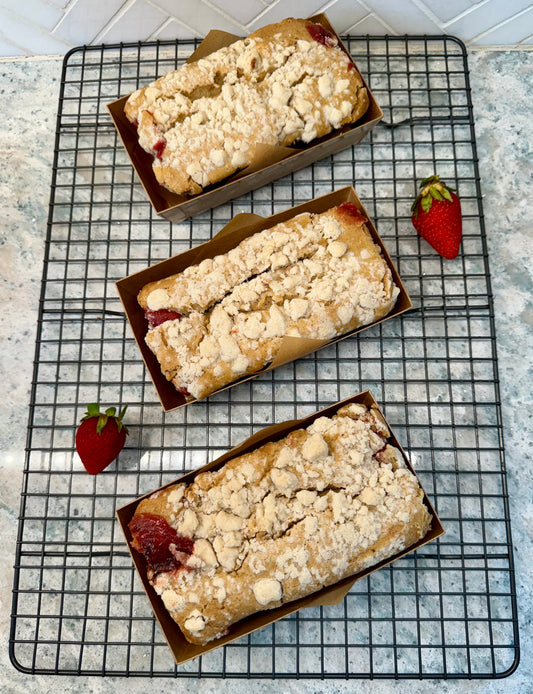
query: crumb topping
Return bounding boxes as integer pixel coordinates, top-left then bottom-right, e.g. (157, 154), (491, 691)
(124, 18), (368, 195)
(139, 206), (399, 399)
(133, 403), (431, 644)
(253, 578), (283, 606)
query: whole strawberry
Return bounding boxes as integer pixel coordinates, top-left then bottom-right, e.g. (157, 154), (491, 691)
(75, 403), (128, 474)
(411, 175), (462, 259)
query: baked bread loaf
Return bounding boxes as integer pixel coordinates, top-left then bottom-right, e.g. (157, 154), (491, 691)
(129, 402), (432, 645)
(138, 203), (400, 400)
(124, 18), (369, 195)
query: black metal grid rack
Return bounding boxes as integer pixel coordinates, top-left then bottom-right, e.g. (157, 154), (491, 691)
(10, 34), (519, 679)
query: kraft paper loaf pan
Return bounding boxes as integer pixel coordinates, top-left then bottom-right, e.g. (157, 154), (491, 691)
(106, 13), (383, 223)
(116, 390), (445, 666)
(115, 186), (413, 412)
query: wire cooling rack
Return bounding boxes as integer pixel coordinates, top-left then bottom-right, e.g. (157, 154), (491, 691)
(10, 34), (519, 679)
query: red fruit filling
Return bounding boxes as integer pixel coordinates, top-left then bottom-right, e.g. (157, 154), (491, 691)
(145, 308), (182, 328)
(153, 139), (166, 160)
(129, 512), (194, 573)
(375, 444), (390, 463)
(175, 386), (192, 398)
(337, 202), (367, 224)
(306, 22), (337, 47)
(347, 61), (355, 71)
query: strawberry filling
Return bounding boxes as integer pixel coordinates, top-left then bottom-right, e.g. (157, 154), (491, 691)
(152, 139), (166, 160)
(375, 443), (390, 463)
(306, 22), (337, 47)
(129, 512), (194, 573)
(337, 202), (367, 224)
(145, 308), (182, 328)
(175, 385), (192, 398)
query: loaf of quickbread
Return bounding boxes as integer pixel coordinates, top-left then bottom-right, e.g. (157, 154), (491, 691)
(129, 402), (432, 645)
(124, 18), (369, 196)
(138, 203), (400, 400)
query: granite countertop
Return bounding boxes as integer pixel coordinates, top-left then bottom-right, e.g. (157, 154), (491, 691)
(1, 49), (531, 693)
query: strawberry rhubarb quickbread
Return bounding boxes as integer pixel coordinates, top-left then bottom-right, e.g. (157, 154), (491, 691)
(124, 18), (369, 195)
(128, 402), (432, 645)
(137, 203), (400, 400)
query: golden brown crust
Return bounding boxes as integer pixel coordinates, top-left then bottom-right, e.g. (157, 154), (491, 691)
(124, 18), (369, 195)
(138, 204), (400, 400)
(130, 403), (432, 644)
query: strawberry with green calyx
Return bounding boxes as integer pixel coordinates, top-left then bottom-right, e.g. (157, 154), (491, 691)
(411, 175), (462, 259)
(75, 403), (129, 475)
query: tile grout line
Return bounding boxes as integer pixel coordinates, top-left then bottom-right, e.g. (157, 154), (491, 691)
(244, 0), (282, 30)
(149, 0), (248, 32)
(346, 12), (397, 36)
(355, 0), (397, 35)
(441, 0), (493, 29)
(51, 0), (80, 34)
(146, 16), (194, 41)
(91, 0), (137, 45)
(2, 0), (533, 55)
(410, 0), (446, 28)
(467, 5), (533, 44)
(144, 0), (200, 39)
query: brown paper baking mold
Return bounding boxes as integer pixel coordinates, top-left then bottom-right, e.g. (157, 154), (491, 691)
(107, 13), (383, 222)
(116, 390), (444, 666)
(115, 186), (413, 411)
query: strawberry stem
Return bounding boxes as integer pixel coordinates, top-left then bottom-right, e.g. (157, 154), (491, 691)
(80, 403), (129, 436)
(117, 405), (129, 434)
(96, 413), (109, 434)
(411, 175), (456, 215)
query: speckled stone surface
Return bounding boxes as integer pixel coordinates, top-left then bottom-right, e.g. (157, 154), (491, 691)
(0, 49), (531, 693)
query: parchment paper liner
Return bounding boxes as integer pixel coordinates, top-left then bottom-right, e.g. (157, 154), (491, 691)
(107, 13), (383, 222)
(116, 390), (444, 666)
(115, 186), (413, 411)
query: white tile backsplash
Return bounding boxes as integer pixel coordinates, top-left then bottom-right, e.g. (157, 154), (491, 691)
(352, 0), (442, 35)
(318, 0), (368, 34)
(473, 7), (533, 45)
(53, 0), (124, 45)
(45, 0), (72, 8)
(208, 0), (266, 26)
(350, 13), (395, 35)
(1, 0), (63, 30)
(0, 8), (71, 55)
(1, 0), (532, 56)
(422, 0), (474, 24)
(151, 18), (202, 40)
(247, 0), (326, 29)
(96, 0), (166, 44)
(445, 0), (533, 39)
(0, 36), (26, 57)
(153, 0), (244, 34)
